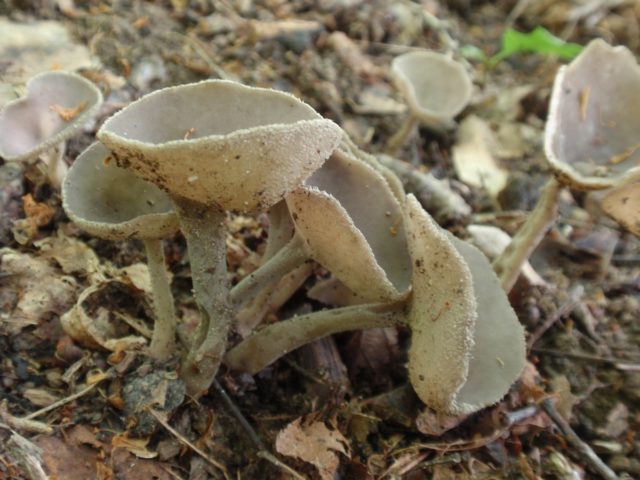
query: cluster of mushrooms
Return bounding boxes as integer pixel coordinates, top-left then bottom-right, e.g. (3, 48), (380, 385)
(2, 37), (638, 417)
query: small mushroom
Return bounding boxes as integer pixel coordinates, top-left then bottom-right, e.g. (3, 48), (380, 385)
(496, 39), (640, 292)
(0, 71), (103, 187)
(62, 142), (179, 361)
(226, 195), (526, 414)
(387, 51), (472, 155)
(229, 148), (412, 318)
(97, 79), (342, 395)
(545, 39), (640, 190)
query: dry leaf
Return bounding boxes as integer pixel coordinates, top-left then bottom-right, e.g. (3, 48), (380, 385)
(0, 248), (78, 334)
(111, 434), (157, 459)
(35, 231), (101, 277)
(275, 417), (351, 480)
(452, 115), (509, 197)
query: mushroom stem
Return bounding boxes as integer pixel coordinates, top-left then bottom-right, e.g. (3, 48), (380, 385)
(493, 177), (562, 292)
(173, 198), (233, 396)
(43, 141), (68, 188)
(143, 238), (177, 361)
(224, 300), (406, 375)
(386, 114), (419, 156)
(230, 234), (309, 310)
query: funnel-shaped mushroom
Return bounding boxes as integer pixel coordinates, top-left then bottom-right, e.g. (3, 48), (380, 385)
(226, 195), (526, 414)
(97, 80), (342, 395)
(0, 71), (103, 187)
(602, 167), (640, 237)
(496, 39), (640, 292)
(545, 39), (640, 190)
(387, 51), (472, 154)
(229, 148), (412, 319)
(405, 195), (525, 413)
(98, 80), (341, 212)
(62, 142), (179, 360)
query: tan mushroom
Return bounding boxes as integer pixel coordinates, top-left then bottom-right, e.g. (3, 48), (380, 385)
(97, 79), (342, 395)
(62, 142), (178, 360)
(387, 51), (472, 155)
(229, 147), (412, 327)
(545, 39), (640, 191)
(226, 195), (526, 415)
(496, 39), (640, 292)
(0, 71), (103, 187)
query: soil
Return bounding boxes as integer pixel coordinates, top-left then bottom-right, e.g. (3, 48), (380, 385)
(1, 1), (640, 479)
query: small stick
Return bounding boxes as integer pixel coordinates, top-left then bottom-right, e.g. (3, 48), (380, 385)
(23, 380), (103, 421)
(527, 299), (577, 350)
(148, 408), (231, 480)
(211, 379), (306, 480)
(541, 399), (618, 480)
(531, 347), (639, 370)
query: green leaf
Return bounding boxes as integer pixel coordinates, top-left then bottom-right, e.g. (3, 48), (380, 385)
(489, 26), (584, 66)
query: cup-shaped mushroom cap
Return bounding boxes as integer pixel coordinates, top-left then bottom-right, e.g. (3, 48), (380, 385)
(62, 142), (178, 241)
(391, 51), (472, 126)
(404, 194), (476, 413)
(286, 149), (412, 302)
(545, 39), (640, 190)
(446, 235), (526, 414)
(602, 167), (640, 237)
(97, 80), (342, 212)
(0, 71), (103, 162)
(405, 195), (525, 414)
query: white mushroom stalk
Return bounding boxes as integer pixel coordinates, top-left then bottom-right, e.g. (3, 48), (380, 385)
(0, 71), (103, 188)
(226, 194), (526, 414)
(97, 79), (342, 395)
(386, 51), (472, 155)
(496, 39), (640, 292)
(62, 142), (179, 361)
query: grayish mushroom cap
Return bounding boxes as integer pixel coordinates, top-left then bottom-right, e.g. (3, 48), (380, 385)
(545, 39), (640, 190)
(405, 195), (525, 414)
(287, 149), (412, 302)
(0, 71), (103, 162)
(98, 80), (342, 212)
(62, 142), (178, 241)
(391, 51), (472, 127)
(602, 167), (640, 237)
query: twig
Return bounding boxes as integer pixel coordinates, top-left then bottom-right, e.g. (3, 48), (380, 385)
(211, 379), (264, 449)
(23, 380), (103, 421)
(527, 299), (577, 350)
(531, 347), (640, 370)
(541, 399), (618, 480)
(211, 379), (306, 479)
(148, 408), (231, 480)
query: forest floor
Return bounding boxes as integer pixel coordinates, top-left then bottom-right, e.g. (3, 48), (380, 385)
(1, 0), (640, 479)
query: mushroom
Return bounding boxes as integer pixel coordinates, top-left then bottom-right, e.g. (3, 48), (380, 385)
(62, 142), (179, 360)
(229, 147), (412, 321)
(97, 79), (342, 395)
(225, 195), (526, 415)
(495, 39), (640, 292)
(386, 51), (472, 155)
(0, 71), (103, 187)
(545, 39), (640, 191)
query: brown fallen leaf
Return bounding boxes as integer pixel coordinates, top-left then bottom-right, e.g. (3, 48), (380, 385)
(111, 433), (157, 459)
(0, 248), (78, 334)
(275, 417), (351, 480)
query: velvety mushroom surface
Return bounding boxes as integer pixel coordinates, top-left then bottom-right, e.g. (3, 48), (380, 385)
(0, 71), (102, 162)
(98, 79), (342, 212)
(287, 149), (412, 302)
(545, 39), (640, 190)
